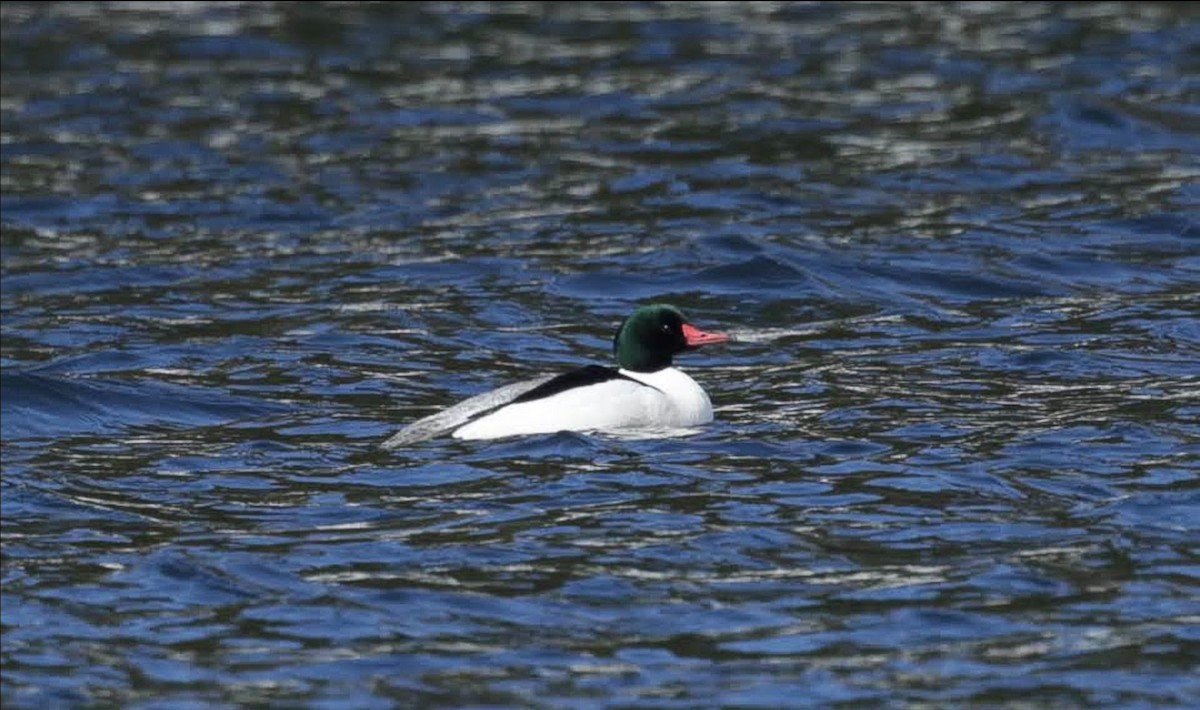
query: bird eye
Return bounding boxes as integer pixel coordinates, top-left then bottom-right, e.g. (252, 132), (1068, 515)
(661, 323), (672, 332)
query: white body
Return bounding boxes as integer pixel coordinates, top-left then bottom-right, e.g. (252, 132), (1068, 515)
(451, 367), (713, 440)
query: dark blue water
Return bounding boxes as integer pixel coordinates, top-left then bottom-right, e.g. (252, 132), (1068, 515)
(3, 2), (1198, 707)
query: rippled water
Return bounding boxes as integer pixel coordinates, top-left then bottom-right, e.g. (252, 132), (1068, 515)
(3, 2), (1199, 708)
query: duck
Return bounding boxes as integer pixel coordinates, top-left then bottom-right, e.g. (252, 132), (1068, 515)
(382, 304), (728, 447)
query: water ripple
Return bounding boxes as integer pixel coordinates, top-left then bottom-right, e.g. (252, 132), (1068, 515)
(3, 2), (1198, 708)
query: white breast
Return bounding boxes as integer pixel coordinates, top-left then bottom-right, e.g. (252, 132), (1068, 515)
(452, 367), (713, 440)
(617, 367), (714, 425)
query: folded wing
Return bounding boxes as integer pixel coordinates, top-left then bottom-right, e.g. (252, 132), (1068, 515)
(382, 374), (555, 448)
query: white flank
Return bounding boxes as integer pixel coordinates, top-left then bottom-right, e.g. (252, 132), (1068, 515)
(451, 366), (713, 440)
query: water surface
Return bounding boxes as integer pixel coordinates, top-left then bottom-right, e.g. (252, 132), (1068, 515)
(3, 2), (1199, 708)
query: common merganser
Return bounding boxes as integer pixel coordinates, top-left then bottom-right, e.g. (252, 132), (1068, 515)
(382, 304), (728, 447)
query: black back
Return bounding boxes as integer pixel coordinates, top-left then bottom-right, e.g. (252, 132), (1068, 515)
(510, 364), (650, 404)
